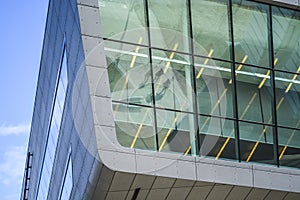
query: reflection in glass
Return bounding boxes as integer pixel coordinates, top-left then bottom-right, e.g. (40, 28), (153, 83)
(278, 128), (300, 168)
(156, 109), (195, 155)
(199, 116), (236, 160)
(275, 71), (300, 128)
(239, 122), (274, 165)
(272, 7), (300, 72)
(113, 102), (156, 150)
(99, 0), (300, 169)
(60, 155), (73, 200)
(105, 41), (153, 106)
(233, 0), (269, 67)
(37, 50), (68, 200)
(236, 65), (272, 124)
(151, 50), (194, 112)
(195, 57), (233, 118)
(99, 0), (148, 45)
(148, 0), (190, 52)
(191, 0), (230, 60)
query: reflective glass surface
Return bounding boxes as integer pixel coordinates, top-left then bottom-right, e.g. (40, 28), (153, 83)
(278, 128), (300, 168)
(156, 109), (195, 154)
(99, 0), (148, 45)
(60, 154), (73, 200)
(239, 122), (274, 165)
(99, 0), (300, 169)
(151, 50), (194, 112)
(148, 0), (189, 53)
(113, 102), (156, 150)
(195, 57), (233, 118)
(275, 71), (300, 128)
(272, 7), (300, 72)
(37, 48), (68, 199)
(199, 116), (236, 160)
(191, 0), (231, 60)
(232, 0), (269, 67)
(105, 40), (152, 106)
(236, 65), (272, 124)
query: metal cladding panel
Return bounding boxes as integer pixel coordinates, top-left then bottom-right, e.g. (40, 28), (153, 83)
(273, 0), (299, 6)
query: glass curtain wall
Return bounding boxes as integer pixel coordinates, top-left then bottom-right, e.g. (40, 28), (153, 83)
(98, 0), (300, 169)
(36, 47), (68, 199)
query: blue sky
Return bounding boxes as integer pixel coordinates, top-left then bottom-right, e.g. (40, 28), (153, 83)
(0, 1), (49, 199)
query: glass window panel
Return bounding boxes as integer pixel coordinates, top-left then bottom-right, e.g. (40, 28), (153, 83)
(191, 0), (230, 60)
(236, 65), (272, 124)
(232, 0), (269, 67)
(278, 128), (300, 169)
(151, 49), (195, 112)
(60, 157), (73, 200)
(113, 102), (156, 150)
(99, 0), (148, 45)
(195, 57), (233, 118)
(239, 121), (274, 165)
(272, 7), (300, 72)
(148, 0), (190, 53)
(56, 86), (66, 114)
(60, 52), (68, 91)
(53, 102), (62, 129)
(275, 71), (300, 128)
(156, 109), (195, 155)
(37, 47), (68, 199)
(199, 115), (236, 160)
(105, 41), (153, 106)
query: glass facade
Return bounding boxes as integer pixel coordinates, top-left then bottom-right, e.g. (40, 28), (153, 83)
(59, 150), (73, 200)
(36, 46), (68, 199)
(99, 0), (300, 169)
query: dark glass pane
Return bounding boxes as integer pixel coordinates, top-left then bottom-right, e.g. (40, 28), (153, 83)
(199, 115), (236, 160)
(156, 109), (196, 155)
(239, 122), (274, 165)
(278, 128), (300, 169)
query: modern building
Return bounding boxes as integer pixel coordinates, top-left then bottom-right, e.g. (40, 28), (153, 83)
(21, 0), (300, 199)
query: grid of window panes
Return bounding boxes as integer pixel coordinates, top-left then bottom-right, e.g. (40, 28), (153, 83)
(36, 48), (68, 200)
(59, 154), (73, 200)
(99, 0), (300, 169)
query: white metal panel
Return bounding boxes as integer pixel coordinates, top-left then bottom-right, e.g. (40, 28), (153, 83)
(86, 66), (111, 97)
(92, 96), (114, 127)
(78, 5), (102, 37)
(77, 0), (99, 7)
(99, 150), (136, 173)
(82, 36), (107, 67)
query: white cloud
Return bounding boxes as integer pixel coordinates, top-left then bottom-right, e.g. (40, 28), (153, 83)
(0, 124), (30, 136)
(0, 145), (27, 186)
